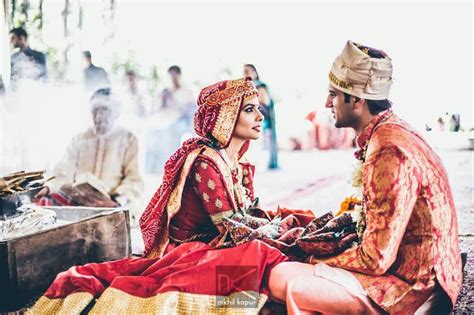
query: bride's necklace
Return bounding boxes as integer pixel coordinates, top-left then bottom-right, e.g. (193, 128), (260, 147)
(219, 148), (248, 210)
(221, 147), (239, 175)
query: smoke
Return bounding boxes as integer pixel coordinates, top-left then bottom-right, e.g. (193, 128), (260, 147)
(0, 80), (90, 176)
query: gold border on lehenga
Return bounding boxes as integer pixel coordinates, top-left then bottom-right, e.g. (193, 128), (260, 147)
(89, 287), (268, 315)
(27, 292), (94, 315)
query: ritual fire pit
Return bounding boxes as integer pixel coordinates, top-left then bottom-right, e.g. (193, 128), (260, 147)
(0, 170), (51, 220)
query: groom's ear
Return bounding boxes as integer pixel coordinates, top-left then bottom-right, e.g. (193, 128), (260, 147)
(352, 97), (366, 110)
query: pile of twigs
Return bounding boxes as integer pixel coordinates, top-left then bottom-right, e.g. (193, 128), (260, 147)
(0, 171), (54, 197)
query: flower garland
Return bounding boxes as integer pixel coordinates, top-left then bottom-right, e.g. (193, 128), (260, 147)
(332, 147), (367, 243)
(336, 110), (394, 243)
(351, 158), (366, 242)
(333, 155), (366, 244)
(335, 196), (361, 217)
(351, 110), (393, 242)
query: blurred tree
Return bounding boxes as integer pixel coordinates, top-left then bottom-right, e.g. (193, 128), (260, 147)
(102, 0), (115, 44)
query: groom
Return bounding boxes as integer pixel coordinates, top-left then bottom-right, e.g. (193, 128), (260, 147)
(269, 41), (462, 314)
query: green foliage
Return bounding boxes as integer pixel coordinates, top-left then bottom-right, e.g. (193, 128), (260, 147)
(110, 51), (160, 99)
(147, 65), (160, 96)
(12, 0), (30, 28)
(111, 50), (140, 76)
(44, 46), (63, 80)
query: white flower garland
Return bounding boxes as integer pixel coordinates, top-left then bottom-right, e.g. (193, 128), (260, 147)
(351, 160), (366, 242)
(351, 161), (364, 192)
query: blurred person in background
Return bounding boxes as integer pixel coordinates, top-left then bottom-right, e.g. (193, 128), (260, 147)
(305, 109), (355, 150)
(83, 50), (110, 93)
(10, 27), (47, 87)
(122, 69), (149, 118)
(244, 64), (279, 169)
(0, 76), (5, 94)
(450, 113), (461, 132)
(119, 69), (151, 175)
(35, 88), (143, 224)
(159, 65), (195, 128)
(437, 116), (445, 131)
(146, 65), (195, 173)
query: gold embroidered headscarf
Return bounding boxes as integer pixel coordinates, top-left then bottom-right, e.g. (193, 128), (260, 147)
(194, 77), (259, 148)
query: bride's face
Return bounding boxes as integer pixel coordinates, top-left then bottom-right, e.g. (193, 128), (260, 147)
(233, 96), (264, 141)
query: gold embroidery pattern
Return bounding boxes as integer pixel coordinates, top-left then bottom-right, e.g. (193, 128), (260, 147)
(212, 101), (240, 146)
(225, 77), (245, 88)
(90, 287), (268, 315)
(211, 86), (258, 146)
(27, 292), (94, 315)
(319, 114), (462, 313)
(168, 148), (204, 216)
(201, 162), (208, 169)
(199, 148), (252, 213)
(155, 147), (204, 258)
(329, 71), (352, 90)
(204, 80), (257, 107)
(215, 198), (223, 209)
(234, 164), (249, 209)
(208, 179), (216, 190)
(201, 148), (237, 210)
(202, 192), (210, 203)
(195, 172), (202, 183)
(210, 209), (234, 224)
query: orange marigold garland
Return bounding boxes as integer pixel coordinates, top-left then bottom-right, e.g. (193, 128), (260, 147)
(335, 196), (361, 217)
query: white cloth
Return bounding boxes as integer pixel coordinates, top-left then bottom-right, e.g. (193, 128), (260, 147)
(313, 262), (367, 296)
(268, 262), (382, 315)
(313, 263), (450, 315)
(50, 126), (144, 217)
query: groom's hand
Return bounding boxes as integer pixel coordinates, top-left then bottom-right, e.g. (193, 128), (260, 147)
(305, 255), (319, 264)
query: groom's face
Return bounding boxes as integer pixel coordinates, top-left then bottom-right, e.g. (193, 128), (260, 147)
(325, 85), (355, 128)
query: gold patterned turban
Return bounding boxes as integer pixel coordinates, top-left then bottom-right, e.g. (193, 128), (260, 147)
(329, 41), (393, 100)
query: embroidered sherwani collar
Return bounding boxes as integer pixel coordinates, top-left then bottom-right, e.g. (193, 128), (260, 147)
(355, 110), (393, 161)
